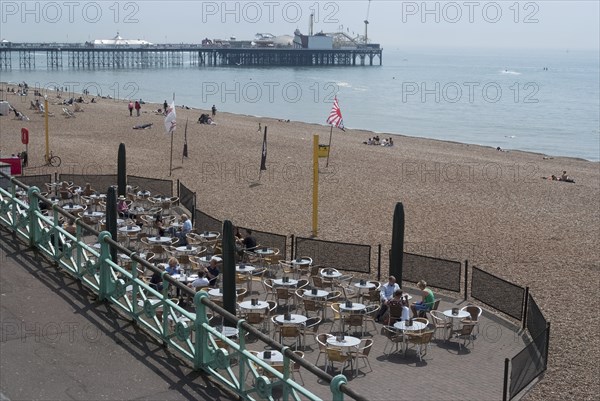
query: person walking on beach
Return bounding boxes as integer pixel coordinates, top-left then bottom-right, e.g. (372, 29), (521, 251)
(135, 100), (141, 116)
(257, 122), (262, 132)
(211, 105), (217, 117)
(163, 100), (168, 115)
(128, 101), (134, 116)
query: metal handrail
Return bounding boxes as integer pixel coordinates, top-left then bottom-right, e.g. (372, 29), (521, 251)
(0, 171), (367, 401)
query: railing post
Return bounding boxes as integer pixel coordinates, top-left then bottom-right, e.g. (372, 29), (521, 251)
(193, 291), (212, 369)
(330, 374), (347, 401)
(377, 244), (382, 281)
(176, 179), (180, 198)
(97, 231), (113, 301)
(27, 186), (42, 246)
(290, 234), (295, 260)
(464, 260), (469, 302)
(502, 357), (510, 401)
(522, 287), (530, 330)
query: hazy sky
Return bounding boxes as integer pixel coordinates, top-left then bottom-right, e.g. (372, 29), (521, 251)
(1, 1), (598, 50)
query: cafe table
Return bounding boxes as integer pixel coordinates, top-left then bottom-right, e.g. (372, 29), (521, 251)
(443, 309), (471, 335)
(147, 236), (173, 244)
(274, 314), (308, 325)
(239, 300), (269, 311)
(256, 350), (284, 365)
(208, 288), (223, 297)
(303, 289), (329, 298)
(273, 278), (298, 287)
(339, 302), (366, 313)
(200, 231), (220, 240)
(236, 264), (256, 273)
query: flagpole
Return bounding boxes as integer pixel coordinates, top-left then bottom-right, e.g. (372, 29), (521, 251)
(169, 93), (175, 176)
(325, 125), (333, 168)
(169, 130), (174, 176)
(312, 134), (319, 237)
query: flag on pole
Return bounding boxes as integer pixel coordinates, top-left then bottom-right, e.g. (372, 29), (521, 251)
(182, 118), (188, 158)
(164, 101), (176, 134)
(326, 96), (345, 131)
(260, 126), (267, 171)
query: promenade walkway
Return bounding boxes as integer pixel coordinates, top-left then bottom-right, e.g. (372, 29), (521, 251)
(0, 229), (233, 401)
(0, 225), (528, 400)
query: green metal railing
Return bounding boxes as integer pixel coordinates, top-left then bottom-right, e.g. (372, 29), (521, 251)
(0, 172), (367, 401)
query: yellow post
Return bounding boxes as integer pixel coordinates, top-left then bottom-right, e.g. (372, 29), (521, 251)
(312, 135), (319, 237)
(44, 96), (49, 162)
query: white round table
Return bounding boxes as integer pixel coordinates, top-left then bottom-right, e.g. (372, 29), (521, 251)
(304, 289), (329, 298)
(291, 258), (311, 266)
(321, 270), (342, 278)
(119, 226), (141, 233)
(443, 309), (470, 319)
(200, 232), (219, 240)
(208, 288), (223, 297)
(236, 265), (256, 273)
(257, 350), (283, 364)
(275, 314), (308, 325)
(273, 278), (298, 286)
(340, 303), (366, 312)
(199, 256), (222, 263)
(255, 248), (275, 256)
(219, 326), (239, 337)
(176, 245), (199, 253)
(327, 335), (361, 348)
(394, 320), (427, 332)
(353, 282), (377, 290)
(83, 211), (105, 218)
(171, 274), (197, 284)
(239, 300), (269, 310)
(148, 236), (173, 244)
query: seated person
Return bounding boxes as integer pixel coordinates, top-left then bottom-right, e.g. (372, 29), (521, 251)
(375, 275), (400, 322)
(382, 290), (410, 325)
(82, 183), (96, 196)
(242, 229), (257, 250)
(410, 280), (435, 317)
(169, 214), (192, 245)
(149, 271), (163, 291)
(190, 271), (210, 290)
(560, 171), (569, 181)
(117, 196), (131, 218)
(165, 257), (181, 276)
(205, 258), (220, 287)
(153, 212), (166, 236)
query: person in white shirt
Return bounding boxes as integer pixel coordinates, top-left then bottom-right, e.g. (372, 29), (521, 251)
(376, 275), (400, 322)
(190, 271), (210, 290)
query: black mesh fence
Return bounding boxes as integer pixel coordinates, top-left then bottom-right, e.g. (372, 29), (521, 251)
(526, 294), (548, 348)
(295, 237), (371, 274)
(401, 252), (462, 293)
(17, 174), (53, 191)
(239, 227), (288, 260)
(509, 328), (548, 399)
(471, 267), (525, 321)
(178, 181), (196, 223)
(59, 173), (117, 193)
(194, 208), (222, 233)
(127, 175), (173, 197)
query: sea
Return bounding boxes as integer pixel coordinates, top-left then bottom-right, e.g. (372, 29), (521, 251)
(2, 47), (599, 161)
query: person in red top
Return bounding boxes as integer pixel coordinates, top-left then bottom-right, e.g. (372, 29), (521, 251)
(134, 100), (141, 116)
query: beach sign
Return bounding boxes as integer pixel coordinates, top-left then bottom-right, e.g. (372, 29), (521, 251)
(318, 144), (330, 158)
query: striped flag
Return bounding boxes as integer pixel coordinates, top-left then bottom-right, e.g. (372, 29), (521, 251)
(260, 126), (267, 171)
(164, 101), (176, 134)
(326, 96), (345, 131)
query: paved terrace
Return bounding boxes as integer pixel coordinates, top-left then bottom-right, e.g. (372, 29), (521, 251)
(0, 227), (528, 401)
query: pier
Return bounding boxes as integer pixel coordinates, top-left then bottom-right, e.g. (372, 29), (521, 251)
(0, 44), (382, 69)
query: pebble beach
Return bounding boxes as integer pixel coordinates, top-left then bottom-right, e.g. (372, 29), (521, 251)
(1, 85), (599, 400)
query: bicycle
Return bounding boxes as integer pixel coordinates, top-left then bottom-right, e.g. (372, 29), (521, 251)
(46, 151), (61, 167)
